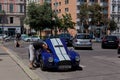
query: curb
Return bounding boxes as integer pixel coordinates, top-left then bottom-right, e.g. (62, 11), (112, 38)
(1, 45), (40, 80)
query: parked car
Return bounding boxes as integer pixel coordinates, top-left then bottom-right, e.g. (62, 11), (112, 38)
(4, 36), (12, 42)
(38, 38), (80, 71)
(21, 34), (28, 40)
(23, 36), (41, 42)
(58, 33), (73, 46)
(0, 34), (7, 40)
(72, 33), (92, 49)
(101, 35), (119, 49)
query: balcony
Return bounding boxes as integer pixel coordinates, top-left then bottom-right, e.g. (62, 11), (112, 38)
(5, 12), (25, 16)
(100, 2), (108, 6)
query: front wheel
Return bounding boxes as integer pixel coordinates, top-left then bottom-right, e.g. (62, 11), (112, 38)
(40, 57), (46, 71)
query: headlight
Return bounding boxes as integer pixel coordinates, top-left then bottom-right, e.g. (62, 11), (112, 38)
(75, 56), (80, 61)
(48, 57), (53, 62)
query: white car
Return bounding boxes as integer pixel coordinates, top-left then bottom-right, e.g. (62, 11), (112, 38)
(0, 34), (7, 40)
(23, 36), (41, 42)
(72, 33), (92, 49)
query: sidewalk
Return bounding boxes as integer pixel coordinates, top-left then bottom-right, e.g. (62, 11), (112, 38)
(0, 44), (31, 80)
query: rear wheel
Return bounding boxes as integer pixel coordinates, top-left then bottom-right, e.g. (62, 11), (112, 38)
(90, 47), (92, 50)
(101, 44), (105, 49)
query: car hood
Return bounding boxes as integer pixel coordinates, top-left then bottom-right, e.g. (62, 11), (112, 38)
(46, 38), (71, 61)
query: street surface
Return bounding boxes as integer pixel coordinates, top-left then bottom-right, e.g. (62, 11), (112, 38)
(3, 40), (120, 80)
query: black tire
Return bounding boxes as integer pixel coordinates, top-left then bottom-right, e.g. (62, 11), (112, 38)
(27, 39), (30, 42)
(40, 57), (46, 71)
(101, 44), (105, 49)
(73, 46), (77, 50)
(89, 47), (93, 50)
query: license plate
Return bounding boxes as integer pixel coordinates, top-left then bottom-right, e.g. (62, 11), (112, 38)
(59, 65), (71, 69)
(108, 41), (114, 42)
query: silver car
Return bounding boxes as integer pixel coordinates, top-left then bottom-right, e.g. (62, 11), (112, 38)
(23, 36), (40, 42)
(72, 33), (92, 49)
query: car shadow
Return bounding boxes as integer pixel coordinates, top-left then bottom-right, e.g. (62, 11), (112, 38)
(102, 47), (118, 49)
(75, 47), (93, 50)
(43, 66), (83, 72)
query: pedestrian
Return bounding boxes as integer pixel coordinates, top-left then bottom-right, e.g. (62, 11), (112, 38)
(28, 41), (50, 69)
(15, 33), (21, 47)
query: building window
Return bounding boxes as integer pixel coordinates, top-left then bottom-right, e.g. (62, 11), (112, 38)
(59, 2), (61, 6)
(10, 17), (13, 24)
(118, 5), (120, 12)
(10, 3), (14, 13)
(65, 8), (69, 12)
(112, 17), (114, 20)
(20, 4), (23, 13)
(65, 0), (69, 4)
(77, 0), (84, 2)
(59, 9), (61, 13)
(112, 5), (115, 12)
(90, 0), (94, 2)
(54, 2), (58, 7)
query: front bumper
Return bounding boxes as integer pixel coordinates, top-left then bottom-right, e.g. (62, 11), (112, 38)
(73, 43), (92, 48)
(45, 60), (80, 70)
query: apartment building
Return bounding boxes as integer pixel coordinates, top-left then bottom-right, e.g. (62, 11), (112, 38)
(0, 0), (26, 36)
(110, 0), (120, 33)
(51, 0), (110, 35)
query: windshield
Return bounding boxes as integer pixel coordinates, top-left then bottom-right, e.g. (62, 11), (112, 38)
(55, 45), (63, 47)
(105, 36), (117, 41)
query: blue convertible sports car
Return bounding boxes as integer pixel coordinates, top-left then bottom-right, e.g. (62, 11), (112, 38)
(39, 38), (80, 71)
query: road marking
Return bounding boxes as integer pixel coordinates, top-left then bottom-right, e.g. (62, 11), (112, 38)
(1, 46), (40, 80)
(79, 64), (86, 68)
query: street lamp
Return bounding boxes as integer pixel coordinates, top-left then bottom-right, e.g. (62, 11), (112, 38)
(52, 17), (57, 37)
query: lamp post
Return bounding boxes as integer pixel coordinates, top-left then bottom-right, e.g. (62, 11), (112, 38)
(52, 17), (57, 37)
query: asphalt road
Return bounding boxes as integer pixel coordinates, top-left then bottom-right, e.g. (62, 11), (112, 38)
(4, 40), (120, 80)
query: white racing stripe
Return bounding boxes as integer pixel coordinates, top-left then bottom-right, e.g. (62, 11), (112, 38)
(51, 38), (65, 61)
(56, 38), (70, 60)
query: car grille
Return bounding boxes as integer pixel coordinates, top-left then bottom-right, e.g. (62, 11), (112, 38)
(58, 60), (71, 65)
(58, 60), (72, 70)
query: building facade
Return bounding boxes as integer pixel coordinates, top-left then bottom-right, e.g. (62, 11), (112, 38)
(51, 0), (110, 35)
(0, 0), (26, 36)
(110, 0), (120, 33)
